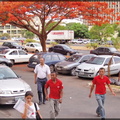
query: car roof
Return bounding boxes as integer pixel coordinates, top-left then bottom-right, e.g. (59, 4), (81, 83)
(97, 55), (119, 58)
(96, 47), (116, 49)
(27, 42), (40, 44)
(34, 52), (64, 55)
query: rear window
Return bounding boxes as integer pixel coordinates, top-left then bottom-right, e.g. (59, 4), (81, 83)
(1, 49), (10, 54)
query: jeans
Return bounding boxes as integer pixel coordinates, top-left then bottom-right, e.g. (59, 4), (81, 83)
(95, 94), (106, 119)
(37, 78), (47, 103)
(49, 98), (61, 119)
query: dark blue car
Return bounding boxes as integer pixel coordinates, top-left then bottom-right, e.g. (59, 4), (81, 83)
(27, 52), (66, 72)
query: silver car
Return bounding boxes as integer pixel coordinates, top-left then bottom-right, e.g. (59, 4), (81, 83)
(0, 65), (31, 104)
(75, 55), (120, 78)
(55, 54), (96, 75)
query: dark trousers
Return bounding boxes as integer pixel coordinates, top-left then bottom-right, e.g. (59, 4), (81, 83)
(37, 78), (47, 103)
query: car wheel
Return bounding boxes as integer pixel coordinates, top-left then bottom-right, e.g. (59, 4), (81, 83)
(49, 65), (55, 72)
(71, 68), (76, 76)
(10, 60), (15, 65)
(25, 49), (28, 52)
(0, 62), (7, 66)
(35, 50), (39, 53)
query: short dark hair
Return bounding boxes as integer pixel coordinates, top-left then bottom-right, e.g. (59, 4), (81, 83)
(25, 91), (33, 97)
(51, 71), (57, 75)
(99, 68), (105, 71)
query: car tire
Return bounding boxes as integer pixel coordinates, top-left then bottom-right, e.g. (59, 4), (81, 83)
(71, 68), (76, 76)
(49, 65), (55, 72)
(10, 59), (15, 65)
(35, 50), (39, 53)
(0, 62), (7, 66)
(25, 49), (28, 52)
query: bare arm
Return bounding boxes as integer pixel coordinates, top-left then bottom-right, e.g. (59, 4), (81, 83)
(37, 110), (42, 119)
(47, 74), (51, 80)
(107, 84), (116, 96)
(89, 83), (94, 98)
(59, 89), (63, 103)
(21, 103), (29, 119)
(118, 72), (120, 81)
(44, 87), (49, 100)
(34, 73), (37, 84)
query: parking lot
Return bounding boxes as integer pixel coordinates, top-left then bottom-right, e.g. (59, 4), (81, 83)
(0, 62), (120, 119)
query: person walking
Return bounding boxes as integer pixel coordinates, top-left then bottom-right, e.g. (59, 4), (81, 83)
(21, 91), (42, 119)
(89, 68), (116, 120)
(34, 57), (51, 105)
(44, 72), (63, 119)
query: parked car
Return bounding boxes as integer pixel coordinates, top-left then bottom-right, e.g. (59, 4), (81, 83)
(0, 65), (31, 104)
(0, 57), (13, 67)
(75, 55), (120, 78)
(2, 41), (24, 49)
(0, 49), (33, 64)
(70, 39), (83, 44)
(55, 54), (96, 75)
(24, 42), (42, 53)
(90, 47), (120, 57)
(48, 44), (78, 55)
(46, 39), (55, 44)
(27, 52), (66, 72)
(0, 46), (9, 53)
(0, 36), (8, 40)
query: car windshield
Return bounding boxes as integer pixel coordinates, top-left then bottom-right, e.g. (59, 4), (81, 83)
(86, 57), (105, 65)
(34, 43), (41, 47)
(0, 67), (18, 80)
(1, 49), (9, 54)
(62, 45), (71, 50)
(12, 42), (19, 46)
(66, 55), (82, 62)
(109, 48), (117, 52)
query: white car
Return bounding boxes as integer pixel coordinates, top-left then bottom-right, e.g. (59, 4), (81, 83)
(24, 42), (42, 53)
(46, 39), (55, 44)
(75, 55), (120, 78)
(70, 39), (83, 44)
(0, 49), (33, 64)
(0, 65), (31, 104)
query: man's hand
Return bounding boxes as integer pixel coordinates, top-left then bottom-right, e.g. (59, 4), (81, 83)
(46, 95), (49, 100)
(89, 93), (92, 98)
(112, 91), (116, 96)
(59, 98), (62, 103)
(34, 80), (37, 84)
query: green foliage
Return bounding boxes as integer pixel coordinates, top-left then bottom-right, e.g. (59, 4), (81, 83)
(46, 22), (67, 31)
(111, 37), (120, 49)
(24, 39), (36, 44)
(50, 41), (58, 47)
(89, 23), (118, 44)
(0, 33), (10, 38)
(66, 23), (89, 38)
(86, 43), (99, 49)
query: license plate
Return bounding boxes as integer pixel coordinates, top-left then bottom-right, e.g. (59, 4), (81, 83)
(15, 96), (24, 101)
(57, 67), (61, 70)
(80, 72), (84, 75)
(32, 62), (37, 64)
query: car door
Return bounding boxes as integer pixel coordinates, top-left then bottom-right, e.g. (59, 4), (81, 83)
(104, 48), (111, 55)
(54, 46), (64, 54)
(8, 50), (19, 63)
(18, 50), (29, 62)
(29, 44), (35, 52)
(103, 57), (115, 75)
(97, 48), (105, 55)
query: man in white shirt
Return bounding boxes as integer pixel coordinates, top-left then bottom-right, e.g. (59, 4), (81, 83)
(34, 57), (51, 105)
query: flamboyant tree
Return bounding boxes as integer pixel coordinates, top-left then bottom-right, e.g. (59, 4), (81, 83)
(0, 1), (118, 51)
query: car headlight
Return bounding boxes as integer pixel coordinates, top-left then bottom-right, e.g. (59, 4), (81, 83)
(0, 90), (12, 94)
(25, 85), (32, 91)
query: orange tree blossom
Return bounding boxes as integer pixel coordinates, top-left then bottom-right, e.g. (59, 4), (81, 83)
(0, 1), (119, 51)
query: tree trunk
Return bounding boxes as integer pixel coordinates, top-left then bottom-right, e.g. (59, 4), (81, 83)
(38, 35), (47, 52)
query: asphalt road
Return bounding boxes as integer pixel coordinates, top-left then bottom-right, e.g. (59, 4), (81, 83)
(0, 63), (120, 119)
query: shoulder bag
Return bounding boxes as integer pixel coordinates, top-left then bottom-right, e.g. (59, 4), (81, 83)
(34, 103), (42, 120)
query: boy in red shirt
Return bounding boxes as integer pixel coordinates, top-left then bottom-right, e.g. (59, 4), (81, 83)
(89, 68), (115, 120)
(45, 72), (63, 119)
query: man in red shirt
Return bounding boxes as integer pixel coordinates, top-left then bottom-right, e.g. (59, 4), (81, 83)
(44, 72), (63, 119)
(89, 68), (115, 120)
